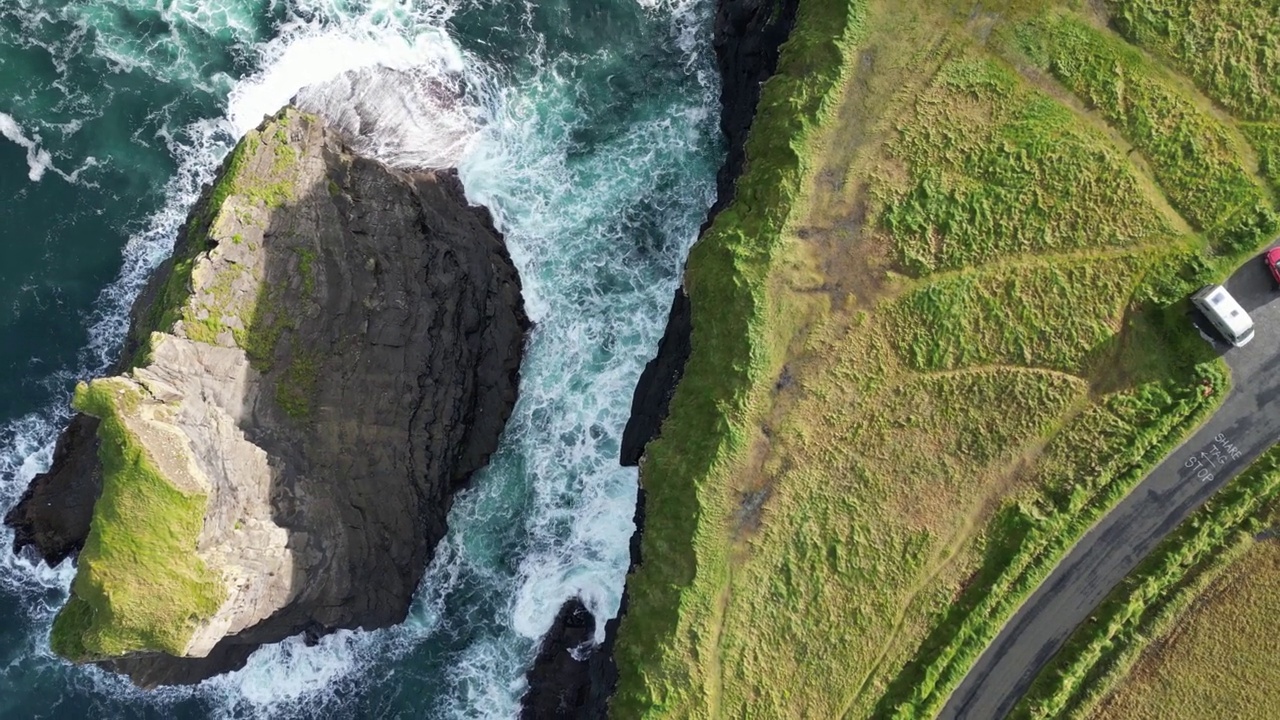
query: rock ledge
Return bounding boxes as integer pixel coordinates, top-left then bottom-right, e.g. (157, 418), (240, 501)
(8, 107), (528, 686)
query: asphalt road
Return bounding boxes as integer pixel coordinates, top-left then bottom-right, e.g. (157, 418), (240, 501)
(938, 252), (1280, 720)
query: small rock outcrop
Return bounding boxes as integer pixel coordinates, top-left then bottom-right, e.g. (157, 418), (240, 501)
(7, 107), (527, 686)
(519, 599), (603, 719)
(519, 487), (645, 718)
(5, 414), (102, 566)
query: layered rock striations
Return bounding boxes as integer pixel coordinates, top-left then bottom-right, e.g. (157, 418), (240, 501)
(7, 107), (527, 686)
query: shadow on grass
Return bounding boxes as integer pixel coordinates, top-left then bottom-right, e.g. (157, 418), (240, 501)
(872, 290), (1222, 717)
(1087, 301), (1221, 397)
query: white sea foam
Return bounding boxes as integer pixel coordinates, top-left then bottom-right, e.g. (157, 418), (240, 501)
(0, 110), (83, 182)
(0, 0), (720, 715)
(248, 26), (481, 169)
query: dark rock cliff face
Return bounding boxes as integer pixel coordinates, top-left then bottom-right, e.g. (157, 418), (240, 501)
(7, 108), (528, 687)
(619, 0), (799, 467)
(523, 0), (800, 713)
(619, 290), (690, 467)
(5, 414), (102, 566)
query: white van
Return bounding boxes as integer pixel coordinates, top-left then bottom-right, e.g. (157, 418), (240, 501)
(1192, 284), (1255, 347)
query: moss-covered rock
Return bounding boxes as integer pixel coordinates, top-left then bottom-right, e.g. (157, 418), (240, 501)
(50, 378), (224, 661)
(10, 106), (529, 686)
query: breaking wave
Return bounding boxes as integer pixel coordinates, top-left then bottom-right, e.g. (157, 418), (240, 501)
(0, 0), (720, 716)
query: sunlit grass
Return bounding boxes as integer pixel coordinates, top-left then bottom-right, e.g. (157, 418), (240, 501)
(50, 379), (223, 661)
(1106, 0), (1280, 122)
(1014, 11), (1275, 255)
(610, 1), (1271, 718)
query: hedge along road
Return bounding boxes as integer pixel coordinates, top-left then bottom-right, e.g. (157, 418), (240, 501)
(938, 249), (1280, 720)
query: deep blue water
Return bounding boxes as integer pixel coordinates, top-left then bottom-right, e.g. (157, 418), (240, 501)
(0, 1), (720, 717)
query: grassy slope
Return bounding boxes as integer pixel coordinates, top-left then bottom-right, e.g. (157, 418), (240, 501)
(1007, 3), (1280, 715)
(49, 380), (224, 660)
(1014, 11), (1276, 256)
(1105, 0), (1280, 122)
(1243, 123), (1280, 195)
(611, 0), (1277, 717)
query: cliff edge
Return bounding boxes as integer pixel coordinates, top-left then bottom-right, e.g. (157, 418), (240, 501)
(6, 107), (528, 686)
(519, 0), (800, 713)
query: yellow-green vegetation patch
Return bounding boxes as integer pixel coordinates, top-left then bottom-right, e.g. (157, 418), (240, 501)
(862, 369), (1085, 474)
(294, 246), (317, 296)
(612, 0), (1246, 717)
(1106, 0), (1280, 122)
(49, 379), (224, 661)
(133, 114), (303, 367)
(1090, 540), (1280, 720)
(1012, 447), (1280, 720)
(1014, 11), (1275, 253)
(183, 258), (292, 374)
(235, 128), (294, 210)
(275, 342), (319, 420)
(888, 256), (1144, 374)
(1243, 123), (1280, 194)
(881, 57), (1171, 275)
(146, 111), (316, 397)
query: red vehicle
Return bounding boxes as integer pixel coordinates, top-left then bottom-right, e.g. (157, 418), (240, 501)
(1267, 247), (1280, 286)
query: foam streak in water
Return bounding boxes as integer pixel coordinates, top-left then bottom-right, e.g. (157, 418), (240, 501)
(0, 110), (97, 183)
(0, 0), (720, 716)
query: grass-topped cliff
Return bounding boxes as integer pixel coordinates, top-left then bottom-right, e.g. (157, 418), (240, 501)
(612, 0), (1278, 716)
(131, 112), (312, 409)
(49, 110), (312, 662)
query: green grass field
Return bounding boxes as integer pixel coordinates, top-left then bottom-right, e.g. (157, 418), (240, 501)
(1091, 537), (1280, 720)
(888, 257), (1145, 374)
(1010, 448), (1280, 720)
(1106, 0), (1280, 122)
(609, 0), (1280, 717)
(1013, 11), (1274, 253)
(1244, 123), (1280, 193)
(882, 56), (1173, 275)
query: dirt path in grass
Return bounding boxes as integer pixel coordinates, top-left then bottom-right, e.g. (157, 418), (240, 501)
(939, 239), (1280, 720)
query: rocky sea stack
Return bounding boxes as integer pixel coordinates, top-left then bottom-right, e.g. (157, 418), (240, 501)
(5, 107), (528, 687)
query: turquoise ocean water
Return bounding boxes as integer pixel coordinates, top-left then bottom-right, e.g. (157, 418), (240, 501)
(0, 1), (720, 717)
